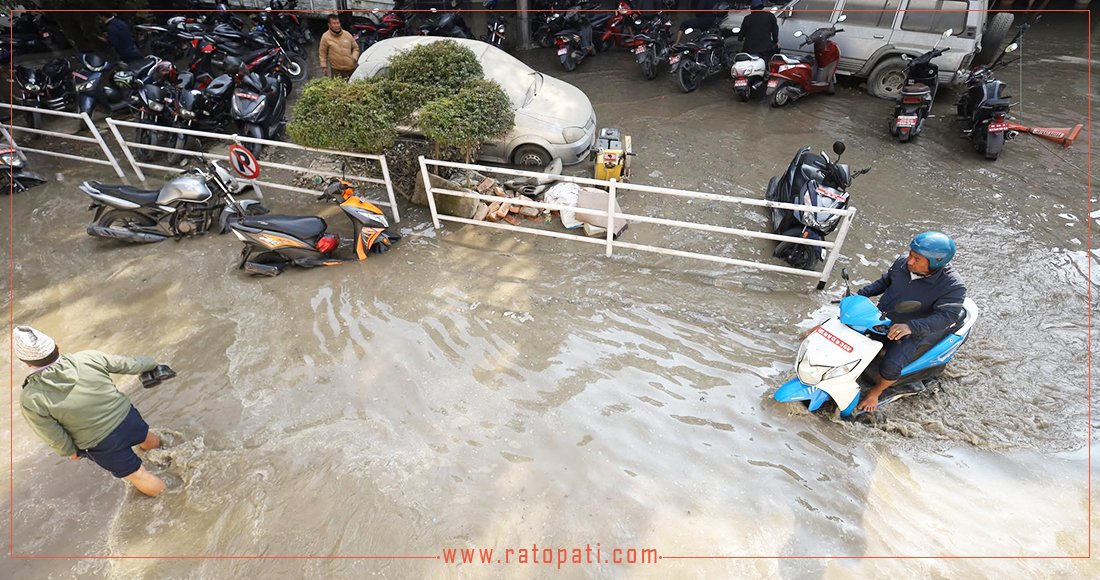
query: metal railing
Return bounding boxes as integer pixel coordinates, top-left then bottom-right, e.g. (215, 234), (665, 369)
(1, 103), (127, 179)
(417, 157), (857, 290)
(103, 118), (401, 222)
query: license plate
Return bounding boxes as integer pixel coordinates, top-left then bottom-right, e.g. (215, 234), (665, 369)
(734, 78), (747, 87)
(634, 45), (646, 54)
(41, 32), (50, 38)
(767, 79), (778, 88)
(557, 48), (567, 55)
(669, 55), (680, 65)
(988, 122), (1009, 132)
(896, 115), (918, 127)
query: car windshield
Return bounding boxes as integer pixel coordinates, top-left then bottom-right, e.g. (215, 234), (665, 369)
(479, 49), (532, 109)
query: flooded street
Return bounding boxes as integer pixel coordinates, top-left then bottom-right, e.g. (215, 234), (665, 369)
(2, 11), (1096, 579)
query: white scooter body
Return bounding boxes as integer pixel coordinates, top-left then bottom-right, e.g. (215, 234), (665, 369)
(795, 318), (882, 411)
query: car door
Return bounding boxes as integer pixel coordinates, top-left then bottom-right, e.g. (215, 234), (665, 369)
(776, 0), (839, 59)
(833, 0), (901, 75)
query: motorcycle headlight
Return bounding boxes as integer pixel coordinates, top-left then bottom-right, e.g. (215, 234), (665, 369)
(24, 83), (40, 92)
(76, 80), (96, 92)
(495, 24), (505, 33)
(823, 360), (861, 380)
(180, 108), (196, 119)
(0, 153), (16, 166)
(149, 101), (164, 112)
(562, 126), (587, 143)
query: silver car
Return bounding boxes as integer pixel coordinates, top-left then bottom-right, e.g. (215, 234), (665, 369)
(350, 36), (597, 167)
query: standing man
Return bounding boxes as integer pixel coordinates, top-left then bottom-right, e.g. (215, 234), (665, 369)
(97, 13), (142, 64)
(15, 326), (171, 497)
(319, 13), (361, 79)
(855, 232), (967, 412)
(738, 0), (780, 61)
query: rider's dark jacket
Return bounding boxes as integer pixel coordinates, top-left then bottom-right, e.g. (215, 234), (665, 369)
(858, 255), (967, 337)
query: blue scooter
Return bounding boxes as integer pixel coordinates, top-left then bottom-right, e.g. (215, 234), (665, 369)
(774, 269), (978, 419)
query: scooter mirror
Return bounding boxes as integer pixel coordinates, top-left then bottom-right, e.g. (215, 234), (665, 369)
(837, 14), (847, 23)
(942, 28), (954, 37)
(1004, 42), (1018, 53)
(832, 141), (845, 156)
(793, 30), (804, 38)
(841, 268), (849, 281)
(732, 27), (740, 34)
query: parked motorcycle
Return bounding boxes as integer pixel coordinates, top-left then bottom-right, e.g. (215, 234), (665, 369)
(352, 0), (412, 51)
(134, 15), (204, 61)
(73, 53), (163, 117)
(253, 7), (305, 57)
(764, 141), (870, 270)
(632, 11), (673, 80)
(418, 8), (474, 39)
(131, 82), (177, 162)
(532, 0), (581, 49)
(600, 0), (640, 50)
(13, 58), (74, 129)
(554, 6), (613, 72)
(1, 148), (47, 194)
(81, 159), (266, 244)
(3, 3), (68, 55)
(199, 22), (307, 82)
(165, 74), (237, 165)
(774, 268), (979, 419)
(231, 71), (289, 157)
(480, 0), (507, 48)
(231, 179), (400, 277)
(268, 0), (313, 47)
(889, 29), (953, 142)
(668, 26), (731, 93)
(766, 15), (846, 107)
(955, 22), (1030, 161)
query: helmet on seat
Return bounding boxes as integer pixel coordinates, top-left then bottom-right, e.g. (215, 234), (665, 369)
(910, 231), (955, 270)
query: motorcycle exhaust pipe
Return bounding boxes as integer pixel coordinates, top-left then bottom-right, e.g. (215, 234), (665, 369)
(86, 225), (168, 243)
(243, 260), (286, 277)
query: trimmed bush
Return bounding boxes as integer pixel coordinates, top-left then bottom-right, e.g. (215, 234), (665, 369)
(386, 40), (484, 107)
(419, 79), (515, 162)
(287, 78), (398, 153)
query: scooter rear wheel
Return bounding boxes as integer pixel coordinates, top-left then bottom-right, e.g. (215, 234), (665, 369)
(771, 82), (791, 107)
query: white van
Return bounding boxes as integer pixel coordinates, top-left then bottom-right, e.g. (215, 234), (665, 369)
(722, 0), (1015, 99)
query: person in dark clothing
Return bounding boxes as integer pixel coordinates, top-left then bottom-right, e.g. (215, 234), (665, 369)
(855, 232), (966, 412)
(97, 13), (142, 63)
(675, 0), (726, 44)
(738, 0), (780, 60)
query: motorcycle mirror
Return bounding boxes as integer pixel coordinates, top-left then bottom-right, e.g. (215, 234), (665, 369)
(841, 268), (850, 281)
(684, 27), (694, 35)
(837, 14), (847, 23)
(793, 30), (804, 38)
(1004, 42), (1018, 53)
(832, 141), (845, 156)
(942, 28), (954, 37)
(430, 7), (438, 12)
(732, 27), (740, 34)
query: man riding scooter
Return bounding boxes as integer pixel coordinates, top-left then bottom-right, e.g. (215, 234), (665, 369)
(855, 232), (966, 412)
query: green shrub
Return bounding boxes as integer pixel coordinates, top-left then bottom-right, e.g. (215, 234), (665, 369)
(386, 40), (484, 107)
(419, 79), (515, 162)
(287, 78), (398, 153)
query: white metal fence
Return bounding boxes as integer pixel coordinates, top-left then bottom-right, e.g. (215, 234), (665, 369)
(103, 117), (402, 222)
(1, 103), (127, 179)
(417, 157), (857, 290)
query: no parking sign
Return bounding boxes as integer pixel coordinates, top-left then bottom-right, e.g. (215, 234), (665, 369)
(228, 144), (261, 180)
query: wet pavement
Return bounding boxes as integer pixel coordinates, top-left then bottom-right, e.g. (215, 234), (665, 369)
(1, 11), (1096, 579)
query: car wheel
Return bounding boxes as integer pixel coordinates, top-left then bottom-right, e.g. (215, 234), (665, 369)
(867, 57), (907, 100)
(973, 13), (1015, 67)
(512, 145), (551, 168)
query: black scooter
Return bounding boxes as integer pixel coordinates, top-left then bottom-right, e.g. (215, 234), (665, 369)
(764, 141), (870, 271)
(667, 26), (730, 93)
(73, 53), (162, 117)
(955, 21), (1030, 161)
(889, 29), (952, 142)
(554, 6), (613, 72)
(231, 71), (289, 157)
(632, 11), (673, 81)
(418, 8), (474, 39)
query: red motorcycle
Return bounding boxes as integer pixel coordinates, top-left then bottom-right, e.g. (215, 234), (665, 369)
(353, 0), (412, 51)
(766, 15), (846, 108)
(600, 0), (642, 49)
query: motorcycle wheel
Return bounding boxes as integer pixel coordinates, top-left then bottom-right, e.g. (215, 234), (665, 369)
(286, 56), (308, 82)
(97, 209), (158, 236)
(897, 127), (911, 143)
(165, 132), (189, 166)
(677, 66), (699, 93)
(134, 128), (155, 161)
(640, 52), (657, 80)
(244, 124), (265, 158)
(774, 241), (821, 271)
(771, 82), (792, 107)
(535, 30), (553, 48)
(984, 131), (1004, 161)
(560, 54), (576, 72)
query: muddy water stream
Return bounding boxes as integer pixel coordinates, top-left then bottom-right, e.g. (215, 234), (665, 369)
(1, 12), (1095, 579)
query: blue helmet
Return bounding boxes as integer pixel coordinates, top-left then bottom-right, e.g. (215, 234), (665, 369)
(910, 231), (955, 270)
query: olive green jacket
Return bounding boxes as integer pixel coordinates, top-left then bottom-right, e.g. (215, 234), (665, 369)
(21, 351), (156, 456)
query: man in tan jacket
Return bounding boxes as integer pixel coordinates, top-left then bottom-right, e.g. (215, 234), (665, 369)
(319, 13), (360, 79)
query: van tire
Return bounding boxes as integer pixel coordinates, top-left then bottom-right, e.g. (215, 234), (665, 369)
(973, 13), (1015, 67)
(867, 57), (908, 100)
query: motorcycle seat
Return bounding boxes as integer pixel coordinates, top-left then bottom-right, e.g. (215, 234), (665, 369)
(979, 97), (1011, 109)
(901, 83), (931, 95)
(123, 56), (160, 79)
(88, 182), (161, 206)
(205, 74), (233, 96)
(238, 215), (327, 241)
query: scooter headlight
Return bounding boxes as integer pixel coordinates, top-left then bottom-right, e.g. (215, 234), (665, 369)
(76, 80), (96, 92)
(1, 153), (19, 167)
(823, 360), (861, 380)
(179, 108), (196, 119)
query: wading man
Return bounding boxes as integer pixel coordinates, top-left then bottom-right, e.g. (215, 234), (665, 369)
(319, 13), (360, 79)
(16, 326), (168, 497)
(856, 232), (967, 412)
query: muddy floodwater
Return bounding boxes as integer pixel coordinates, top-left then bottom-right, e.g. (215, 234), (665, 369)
(2, 12), (1096, 579)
